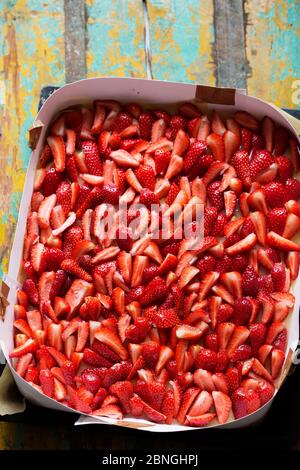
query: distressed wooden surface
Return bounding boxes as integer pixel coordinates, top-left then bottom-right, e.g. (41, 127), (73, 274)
(0, 1), (65, 279)
(0, 0), (299, 450)
(245, 0), (300, 108)
(85, 0), (146, 78)
(147, 0), (215, 84)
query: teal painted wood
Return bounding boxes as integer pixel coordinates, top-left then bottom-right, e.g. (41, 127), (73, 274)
(147, 0), (216, 85)
(0, 1), (65, 277)
(85, 0), (146, 78)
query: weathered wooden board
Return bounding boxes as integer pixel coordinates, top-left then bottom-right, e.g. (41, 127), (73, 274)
(0, 1), (65, 278)
(146, 0), (215, 84)
(245, 0), (300, 108)
(85, 0), (147, 78)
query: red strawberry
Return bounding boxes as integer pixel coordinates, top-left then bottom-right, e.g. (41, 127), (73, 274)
(256, 380), (275, 405)
(166, 182), (180, 205)
(195, 349), (217, 372)
(80, 369), (102, 393)
(170, 114), (187, 139)
(272, 328), (287, 352)
(204, 206), (218, 235)
(225, 367), (240, 394)
(274, 126), (289, 155)
(154, 149), (171, 175)
(263, 182), (285, 208)
(241, 128), (252, 152)
(139, 188), (159, 207)
(231, 151), (251, 187)
(109, 381), (133, 414)
(142, 342), (160, 369)
(252, 133), (265, 151)
(249, 323), (267, 353)
(41, 167), (63, 197)
(215, 255), (232, 274)
(140, 276), (168, 307)
(232, 387), (261, 418)
(212, 390), (232, 424)
(61, 259), (92, 282)
(49, 269), (68, 300)
(56, 181), (72, 215)
(39, 369), (55, 398)
(217, 304), (233, 323)
(206, 133), (225, 161)
(99, 183), (120, 205)
(196, 255), (216, 277)
(44, 247), (64, 271)
(161, 389), (175, 424)
(207, 181), (224, 211)
(134, 380), (166, 411)
(231, 344), (252, 362)
(47, 135), (66, 172)
(242, 266), (259, 297)
(81, 140), (102, 175)
(40, 143), (52, 167)
(284, 178), (300, 201)
(153, 109), (171, 124)
(234, 111), (258, 130)
(267, 207), (287, 235)
(135, 165), (156, 191)
(230, 253), (248, 272)
(211, 213), (227, 236)
(183, 140), (207, 173)
(113, 112), (133, 133)
(271, 263), (288, 292)
(232, 297), (253, 325)
(187, 154), (215, 179)
(22, 279), (39, 306)
(146, 308), (180, 328)
(93, 342), (120, 363)
(125, 318), (151, 343)
(276, 156), (293, 183)
(250, 150), (273, 180)
(139, 112), (154, 140)
(101, 362), (132, 389)
(161, 240), (180, 257)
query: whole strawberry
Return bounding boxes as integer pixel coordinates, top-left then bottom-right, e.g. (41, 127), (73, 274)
(139, 112), (154, 140)
(242, 266), (259, 297)
(135, 165), (156, 191)
(81, 140), (102, 176)
(140, 276), (168, 307)
(207, 181), (224, 211)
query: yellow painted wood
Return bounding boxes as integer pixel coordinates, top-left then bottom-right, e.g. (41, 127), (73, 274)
(147, 0), (216, 84)
(0, 1), (65, 277)
(85, 0), (147, 78)
(245, 0), (300, 108)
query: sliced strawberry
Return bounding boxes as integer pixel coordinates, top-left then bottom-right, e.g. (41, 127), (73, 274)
(212, 390), (231, 424)
(47, 135), (66, 172)
(206, 133), (225, 162)
(234, 111), (258, 130)
(267, 231), (300, 252)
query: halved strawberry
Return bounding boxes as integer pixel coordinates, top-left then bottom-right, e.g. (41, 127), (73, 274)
(212, 390), (231, 424)
(206, 133), (225, 162)
(47, 135), (66, 172)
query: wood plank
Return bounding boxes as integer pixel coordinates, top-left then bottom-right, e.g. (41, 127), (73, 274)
(85, 0), (147, 78)
(0, 422), (70, 450)
(64, 0), (87, 82)
(213, 0), (248, 89)
(0, 1), (65, 277)
(146, 0), (215, 84)
(245, 0), (300, 108)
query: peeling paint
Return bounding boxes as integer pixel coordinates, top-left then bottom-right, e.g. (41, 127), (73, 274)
(245, 0), (300, 108)
(86, 0), (146, 78)
(147, 0), (216, 85)
(0, 1), (65, 277)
